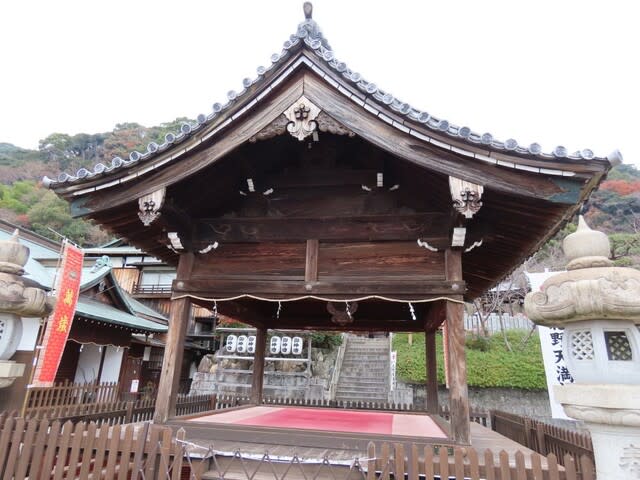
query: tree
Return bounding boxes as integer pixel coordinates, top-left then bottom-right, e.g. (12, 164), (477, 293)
(609, 233), (640, 267)
(0, 180), (41, 213)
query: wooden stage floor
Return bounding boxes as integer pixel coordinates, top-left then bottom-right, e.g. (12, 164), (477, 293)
(168, 406), (538, 463)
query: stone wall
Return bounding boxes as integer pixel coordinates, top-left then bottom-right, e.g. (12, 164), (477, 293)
(403, 382), (552, 418)
(190, 347), (339, 400)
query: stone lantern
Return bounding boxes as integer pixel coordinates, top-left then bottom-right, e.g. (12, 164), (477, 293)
(0, 230), (54, 387)
(525, 216), (640, 479)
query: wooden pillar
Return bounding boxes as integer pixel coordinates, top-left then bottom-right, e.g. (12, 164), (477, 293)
(425, 328), (439, 414)
(153, 252), (194, 424)
(445, 248), (470, 444)
(251, 327), (267, 404)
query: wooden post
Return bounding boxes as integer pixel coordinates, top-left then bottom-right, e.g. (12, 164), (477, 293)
(425, 329), (439, 415)
(251, 327), (267, 404)
(153, 253), (194, 424)
(445, 248), (470, 444)
(305, 239), (319, 283)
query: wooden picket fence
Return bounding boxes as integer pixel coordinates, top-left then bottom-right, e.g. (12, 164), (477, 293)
(362, 442), (595, 480)
(491, 410), (594, 468)
(0, 416), (186, 480)
(0, 414), (596, 480)
(23, 380), (121, 414)
(20, 392), (214, 425)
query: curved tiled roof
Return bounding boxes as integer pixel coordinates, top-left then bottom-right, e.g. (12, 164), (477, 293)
(44, 4), (617, 189)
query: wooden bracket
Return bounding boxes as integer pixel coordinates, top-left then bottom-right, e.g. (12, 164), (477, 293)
(138, 187), (165, 226)
(449, 176), (483, 219)
(161, 200), (194, 251)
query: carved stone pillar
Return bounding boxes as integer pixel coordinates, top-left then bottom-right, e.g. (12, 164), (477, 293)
(0, 231), (54, 387)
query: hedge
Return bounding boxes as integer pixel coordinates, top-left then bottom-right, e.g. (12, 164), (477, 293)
(392, 330), (546, 390)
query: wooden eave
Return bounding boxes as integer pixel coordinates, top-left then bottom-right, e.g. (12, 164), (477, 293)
(49, 44), (611, 300)
(52, 45), (609, 207)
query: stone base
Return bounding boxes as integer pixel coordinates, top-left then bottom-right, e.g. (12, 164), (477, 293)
(555, 384), (640, 479)
(0, 360), (25, 388)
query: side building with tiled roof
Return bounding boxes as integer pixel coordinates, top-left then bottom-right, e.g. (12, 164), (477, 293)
(0, 220), (169, 412)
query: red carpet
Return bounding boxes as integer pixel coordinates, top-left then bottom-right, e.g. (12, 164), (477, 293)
(235, 407), (393, 434)
(190, 406), (447, 438)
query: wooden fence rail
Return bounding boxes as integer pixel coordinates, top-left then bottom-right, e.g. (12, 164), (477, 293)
(0, 416), (595, 480)
(491, 410), (594, 469)
(24, 380), (121, 413)
(364, 441), (595, 480)
(0, 417), (185, 480)
(21, 392), (215, 425)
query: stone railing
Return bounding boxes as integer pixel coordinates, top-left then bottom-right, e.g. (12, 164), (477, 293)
(327, 333), (347, 400)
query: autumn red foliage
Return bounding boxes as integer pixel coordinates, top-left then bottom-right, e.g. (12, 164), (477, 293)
(600, 179), (640, 196)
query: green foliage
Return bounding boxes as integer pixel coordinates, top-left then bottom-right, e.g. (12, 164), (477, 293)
(584, 164), (640, 234)
(311, 332), (343, 349)
(393, 331), (546, 390)
(606, 164), (640, 181)
(0, 180), (42, 213)
(0, 180), (109, 246)
(465, 336), (491, 352)
(0, 143), (46, 166)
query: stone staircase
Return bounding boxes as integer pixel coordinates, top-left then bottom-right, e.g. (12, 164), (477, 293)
(335, 335), (390, 403)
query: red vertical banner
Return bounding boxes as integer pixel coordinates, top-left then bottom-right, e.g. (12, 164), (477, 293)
(33, 242), (84, 387)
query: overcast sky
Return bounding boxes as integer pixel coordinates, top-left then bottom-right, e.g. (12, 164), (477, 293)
(1, 0), (637, 166)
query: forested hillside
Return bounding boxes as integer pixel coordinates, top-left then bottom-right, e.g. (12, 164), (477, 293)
(0, 119), (194, 245)
(1, 121), (639, 265)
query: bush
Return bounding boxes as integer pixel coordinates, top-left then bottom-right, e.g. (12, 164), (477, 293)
(392, 330), (546, 390)
(311, 332), (343, 349)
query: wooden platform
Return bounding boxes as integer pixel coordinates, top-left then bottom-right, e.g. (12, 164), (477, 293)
(168, 406), (539, 464)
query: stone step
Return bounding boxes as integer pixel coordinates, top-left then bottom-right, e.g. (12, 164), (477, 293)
(345, 352), (387, 356)
(338, 373), (389, 379)
(346, 345), (388, 351)
(336, 387), (387, 395)
(338, 376), (387, 386)
(345, 345), (388, 350)
(340, 364), (388, 371)
(342, 359), (388, 364)
(337, 386), (388, 394)
(340, 371), (388, 378)
(336, 395), (388, 403)
(346, 345), (388, 350)
(342, 355), (389, 363)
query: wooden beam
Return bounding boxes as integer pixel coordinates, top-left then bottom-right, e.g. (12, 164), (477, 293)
(214, 301), (266, 328)
(71, 73), (306, 215)
(251, 327), (267, 404)
(174, 277), (461, 298)
(444, 248), (470, 444)
(305, 239), (319, 283)
(195, 213), (449, 243)
(264, 168), (380, 188)
(270, 318), (429, 332)
(302, 72), (580, 202)
(153, 252), (194, 424)
(425, 327), (439, 415)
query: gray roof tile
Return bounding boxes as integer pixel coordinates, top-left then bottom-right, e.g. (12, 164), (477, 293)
(44, 5), (612, 189)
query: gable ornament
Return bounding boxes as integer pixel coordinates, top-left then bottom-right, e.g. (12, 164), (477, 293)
(284, 96), (321, 141)
(449, 176), (483, 219)
(138, 188), (165, 226)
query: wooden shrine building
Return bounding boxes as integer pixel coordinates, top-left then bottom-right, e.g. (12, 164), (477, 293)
(45, 3), (617, 444)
